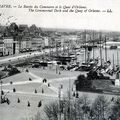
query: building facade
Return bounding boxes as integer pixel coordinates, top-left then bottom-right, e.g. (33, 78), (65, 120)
(0, 37), (4, 56)
(3, 37), (14, 55)
(31, 37), (44, 51)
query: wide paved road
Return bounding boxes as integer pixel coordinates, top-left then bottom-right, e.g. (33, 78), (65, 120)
(0, 50), (49, 65)
(0, 47), (64, 65)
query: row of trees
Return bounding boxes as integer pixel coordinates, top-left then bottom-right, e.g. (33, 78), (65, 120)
(75, 71), (110, 92)
(29, 95), (120, 120)
(2, 23), (43, 38)
(75, 74), (92, 91)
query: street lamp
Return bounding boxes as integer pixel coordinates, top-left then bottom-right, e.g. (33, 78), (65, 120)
(58, 84), (63, 120)
(0, 78), (3, 104)
(2, 91), (9, 102)
(73, 91), (79, 120)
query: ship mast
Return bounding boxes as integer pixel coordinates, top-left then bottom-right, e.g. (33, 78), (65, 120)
(92, 31), (95, 61)
(84, 30), (87, 63)
(99, 32), (103, 67)
(113, 53), (115, 71)
(105, 36), (107, 62)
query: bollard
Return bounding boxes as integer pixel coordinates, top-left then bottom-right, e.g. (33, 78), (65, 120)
(42, 88), (44, 93)
(10, 81), (13, 84)
(17, 98), (20, 103)
(35, 89), (37, 93)
(48, 83), (50, 87)
(29, 78), (32, 81)
(28, 101), (30, 107)
(13, 88), (16, 92)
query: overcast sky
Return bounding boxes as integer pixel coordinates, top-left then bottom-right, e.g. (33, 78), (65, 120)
(0, 0), (120, 31)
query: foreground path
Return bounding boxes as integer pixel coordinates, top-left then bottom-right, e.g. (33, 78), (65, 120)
(2, 71), (66, 98)
(3, 89), (58, 99)
(2, 71), (78, 96)
(0, 51), (42, 64)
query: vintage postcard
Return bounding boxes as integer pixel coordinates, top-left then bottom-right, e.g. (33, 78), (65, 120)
(0, 0), (120, 120)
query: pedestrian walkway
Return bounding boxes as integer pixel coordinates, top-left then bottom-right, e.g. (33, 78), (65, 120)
(49, 76), (77, 83)
(2, 71), (64, 97)
(3, 89), (58, 98)
(28, 72), (42, 79)
(2, 79), (42, 86)
(0, 51), (41, 64)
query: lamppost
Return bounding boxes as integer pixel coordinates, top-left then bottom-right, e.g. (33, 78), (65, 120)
(3, 91), (9, 99)
(58, 84), (63, 120)
(0, 78), (3, 104)
(73, 91), (79, 120)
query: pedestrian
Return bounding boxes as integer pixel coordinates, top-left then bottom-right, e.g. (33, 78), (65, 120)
(13, 88), (16, 92)
(48, 83), (50, 87)
(76, 92), (79, 98)
(43, 78), (47, 83)
(1, 90), (4, 95)
(73, 92), (75, 97)
(10, 81), (13, 84)
(26, 69), (29, 72)
(29, 78), (32, 81)
(6, 98), (10, 105)
(111, 97), (114, 102)
(17, 98), (20, 103)
(42, 88), (44, 93)
(28, 101), (30, 107)
(38, 100), (42, 107)
(35, 89), (37, 93)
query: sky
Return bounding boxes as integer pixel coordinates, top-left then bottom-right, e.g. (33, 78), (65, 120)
(0, 0), (120, 31)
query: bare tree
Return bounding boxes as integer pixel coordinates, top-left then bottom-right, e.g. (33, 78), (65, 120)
(27, 95), (111, 120)
(9, 22), (19, 54)
(74, 95), (90, 120)
(110, 97), (120, 120)
(44, 101), (59, 120)
(91, 95), (109, 120)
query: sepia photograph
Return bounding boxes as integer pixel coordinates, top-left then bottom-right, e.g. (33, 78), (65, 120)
(0, 0), (120, 120)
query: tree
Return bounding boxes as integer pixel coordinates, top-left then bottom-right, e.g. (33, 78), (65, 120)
(87, 70), (98, 80)
(3, 26), (10, 37)
(91, 95), (109, 120)
(29, 24), (40, 37)
(8, 67), (20, 76)
(0, 70), (6, 78)
(8, 22), (19, 54)
(75, 74), (92, 91)
(18, 25), (27, 52)
(110, 97), (120, 120)
(44, 101), (59, 120)
(75, 95), (90, 120)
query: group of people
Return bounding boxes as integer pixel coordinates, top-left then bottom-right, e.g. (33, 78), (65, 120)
(1, 97), (10, 105)
(27, 100), (42, 107)
(1, 96), (42, 108)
